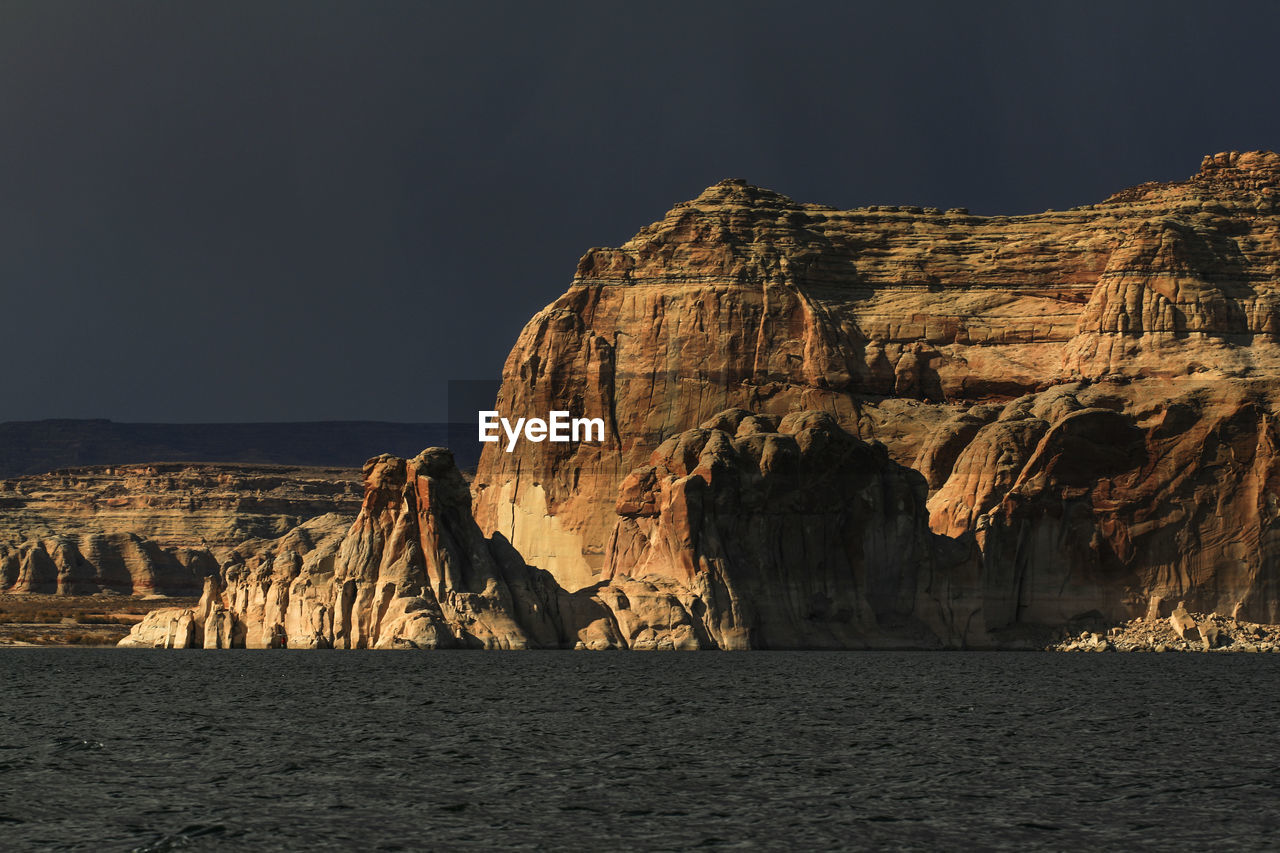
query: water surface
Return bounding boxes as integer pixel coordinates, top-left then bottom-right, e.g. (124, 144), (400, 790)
(1, 650), (1276, 850)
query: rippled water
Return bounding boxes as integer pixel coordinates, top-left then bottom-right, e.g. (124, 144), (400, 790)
(1, 650), (1277, 851)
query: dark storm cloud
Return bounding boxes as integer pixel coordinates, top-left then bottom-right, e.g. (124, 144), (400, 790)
(0, 0), (1277, 421)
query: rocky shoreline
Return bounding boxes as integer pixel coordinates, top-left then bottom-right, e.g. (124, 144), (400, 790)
(1049, 605), (1280, 653)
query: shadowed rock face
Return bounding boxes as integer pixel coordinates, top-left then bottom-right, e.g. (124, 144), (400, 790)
(603, 410), (982, 649)
(959, 380), (1280, 628)
(472, 152), (1280, 628)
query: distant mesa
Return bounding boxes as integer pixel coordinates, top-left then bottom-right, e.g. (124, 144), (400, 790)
(0, 419), (450, 599)
(0, 419), (462, 478)
(1, 462), (364, 596)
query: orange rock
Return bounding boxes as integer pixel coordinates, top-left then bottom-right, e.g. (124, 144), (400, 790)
(1170, 603), (1201, 644)
(474, 153), (1280, 633)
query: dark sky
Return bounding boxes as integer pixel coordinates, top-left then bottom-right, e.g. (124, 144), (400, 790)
(2, 1), (1278, 422)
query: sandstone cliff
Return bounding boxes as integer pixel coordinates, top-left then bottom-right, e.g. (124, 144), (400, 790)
(124, 424), (985, 649)
(0, 464), (361, 595)
(473, 151), (1280, 632)
(125, 151), (1280, 648)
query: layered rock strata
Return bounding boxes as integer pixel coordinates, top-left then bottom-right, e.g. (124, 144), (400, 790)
(0, 464), (361, 595)
(473, 151), (1280, 631)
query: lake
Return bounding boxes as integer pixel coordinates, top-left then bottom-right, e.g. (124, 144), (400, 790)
(1, 650), (1276, 850)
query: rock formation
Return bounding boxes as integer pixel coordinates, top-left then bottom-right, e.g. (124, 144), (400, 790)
(0, 463), (361, 595)
(601, 410), (982, 648)
(123, 421), (986, 649)
(953, 379), (1280, 628)
(124, 450), (575, 648)
(126, 151), (1280, 648)
(1049, 606), (1280, 653)
(473, 151), (1280, 632)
